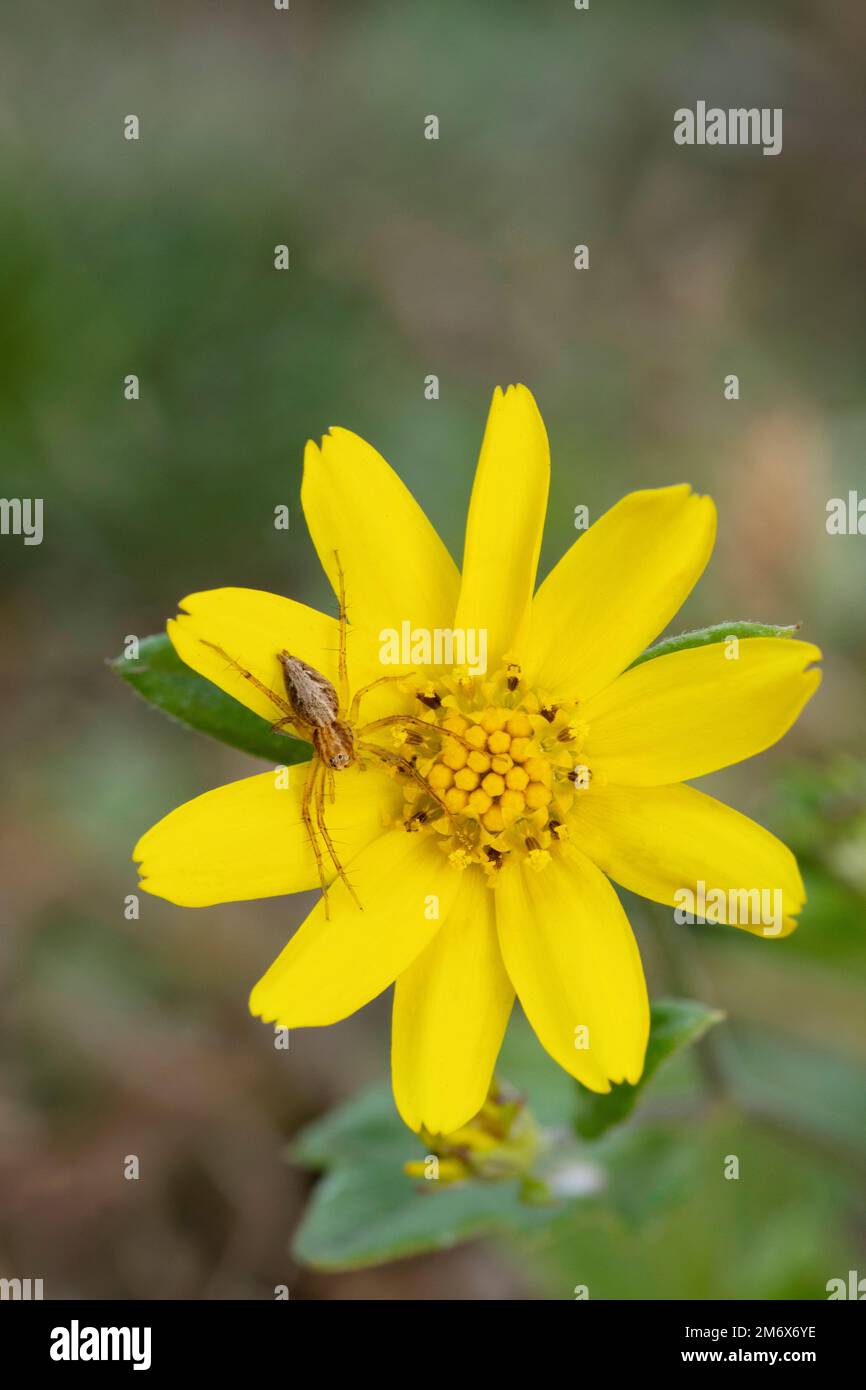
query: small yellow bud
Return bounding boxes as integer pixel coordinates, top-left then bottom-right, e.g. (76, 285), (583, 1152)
(524, 756), (552, 785)
(444, 787), (468, 813)
(467, 788), (493, 815)
(481, 772), (505, 798)
(454, 767), (480, 792)
(525, 781), (552, 809)
(506, 711), (533, 738)
(505, 766), (529, 791)
(427, 762), (453, 790)
(441, 740), (468, 771)
(510, 737), (533, 763)
(444, 1125), (498, 1152)
(480, 707), (506, 734)
(435, 1157), (469, 1182)
(500, 789), (526, 821)
(467, 749), (491, 774)
(482, 805), (505, 833)
(487, 729), (511, 755)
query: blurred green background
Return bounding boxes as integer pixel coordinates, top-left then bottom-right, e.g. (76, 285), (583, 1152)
(1, 0), (865, 1298)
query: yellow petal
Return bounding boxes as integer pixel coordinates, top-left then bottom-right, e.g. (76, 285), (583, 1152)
(134, 761), (398, 907)
(302, 426), (460, 635)
(570, 782), (805, 937)
(527, 485), (716, 702)
(582, 638), (821, 785)
(168, 587), (343, 725)
(454, 385), (550, 667)
(495, 848), (649, 1092)
(249, 831), (463, 1028)
(391, 868), (514, 1134)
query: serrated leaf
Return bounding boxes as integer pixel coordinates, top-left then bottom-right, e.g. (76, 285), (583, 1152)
(627, 621), (798, 670)
(574, 998), (725, 1140)
(110, 632), (310, 765)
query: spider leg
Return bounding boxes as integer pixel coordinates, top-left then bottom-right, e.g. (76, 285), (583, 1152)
(301, 758), (331, 920)
(271, 714), (307, 737)
(199, 639), (295, 719)
(358, 714), (473, 749)
(349, 672), (417, 724)
(333, 549), (349, 713)
(357, 739), (463, 834)
(315, 769), (362, 911)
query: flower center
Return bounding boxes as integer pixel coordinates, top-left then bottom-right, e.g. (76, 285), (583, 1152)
(392, 663), (591, 881)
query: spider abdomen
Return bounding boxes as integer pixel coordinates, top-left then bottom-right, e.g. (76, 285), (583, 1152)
(278, 651), (340, 728)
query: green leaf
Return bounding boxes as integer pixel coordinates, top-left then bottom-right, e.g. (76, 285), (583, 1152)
(597, 1123), (705, 1228)
(573, 998), (725, 1140)
(290, 1084), (561, 1271)
(627, 621), (798, 670)
(293, 1158), (558, 1271)
(110, 632), (310, 765)
(290, 1085), (410, 1171)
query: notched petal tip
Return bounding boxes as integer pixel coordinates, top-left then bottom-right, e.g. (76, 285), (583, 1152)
(302, 436), (322, 467)
(133, 874), (196, 907)
(170, 591), (246, 622)
(487, 383), (546, 428)
(624, 481), (716, 523)
(801, 644), (823, 670)
(248, 980), (280, 1026)
(490, 381), (543, 414)
(780, 638), (823, 692)
(303, 427), (363, 477)
(579, 1073), (614, 1095)
(306, 424), (366, 460)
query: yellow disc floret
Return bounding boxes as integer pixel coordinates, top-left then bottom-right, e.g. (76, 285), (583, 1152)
(394, 664), (590, 884)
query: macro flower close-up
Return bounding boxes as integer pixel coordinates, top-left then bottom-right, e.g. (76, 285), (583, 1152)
(133, 384), (822, 1136)
(6, 0), (866, 1322)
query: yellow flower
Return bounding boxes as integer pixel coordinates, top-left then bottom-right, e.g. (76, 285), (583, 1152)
(404, 1087), (541, 1188)
(133, 385), (821, 1136)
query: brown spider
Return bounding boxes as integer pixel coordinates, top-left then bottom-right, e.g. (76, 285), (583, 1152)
(198, 552), (464, 917)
